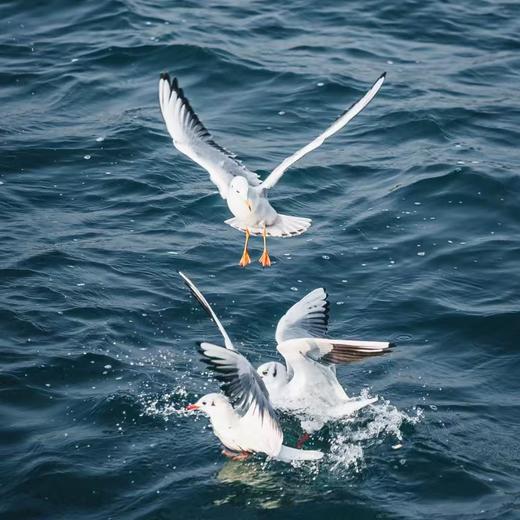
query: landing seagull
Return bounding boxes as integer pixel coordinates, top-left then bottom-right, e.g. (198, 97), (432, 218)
(186, 345), (323, 462)
(180, 272), (394, 433)
(159, 73), (386, 267)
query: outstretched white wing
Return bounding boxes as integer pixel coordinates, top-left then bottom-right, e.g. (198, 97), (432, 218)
(199, 342), (283, 456)
(275, 288), (330, 344)
(276, 288), (393, 378)
(277, 337), (393, 367)
(159, 73), (260, 198)
(179, 271), (234, 351)
(261, 72), (386, 190)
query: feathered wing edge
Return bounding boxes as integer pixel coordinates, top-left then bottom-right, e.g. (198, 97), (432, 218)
(198, 342), (281, 424)
(179, 271), (235, 351)
(275, 288), (330, 344)
(318, 339), (394, 364)
(278, 337), (394, 366)
(261, 72), (386, 190)
(159, 73), (260, 197)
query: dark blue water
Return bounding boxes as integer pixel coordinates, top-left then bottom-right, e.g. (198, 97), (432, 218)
(1, 1), (520, 518)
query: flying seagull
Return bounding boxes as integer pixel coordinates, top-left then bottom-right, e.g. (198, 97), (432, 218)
(186, 343), (323, 462)
(159, 72), (386, 267)
(180, 272), (393, 432)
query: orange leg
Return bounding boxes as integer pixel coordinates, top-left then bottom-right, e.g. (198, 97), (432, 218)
(296, 432), (311, 449)
(258, 224), (271, 267)
(222, 448), (251, 461)
(239, 228), (251, 267)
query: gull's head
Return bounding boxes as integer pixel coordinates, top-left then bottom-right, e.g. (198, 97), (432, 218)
(186, 393), (232, 418)
(257, 362), (288, 392)
(230, 176), (252, 211)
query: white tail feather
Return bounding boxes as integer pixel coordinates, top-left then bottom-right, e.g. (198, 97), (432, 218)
(225, 214), (311, 237)
(275, 445), (324, 462)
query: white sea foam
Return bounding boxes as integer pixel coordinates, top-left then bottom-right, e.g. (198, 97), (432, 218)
(326, 392), (423, 474)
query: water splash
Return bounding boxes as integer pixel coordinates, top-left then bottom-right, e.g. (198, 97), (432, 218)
(326, 391), (423, 474)
(138, 386), (190, 419)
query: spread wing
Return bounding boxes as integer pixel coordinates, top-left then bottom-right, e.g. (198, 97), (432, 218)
(199, 342), (283, 454)
(275, 288), (330, 344)
(276, 288), (393, 377)
(277, 338), (393, 367)
(261, 72), (386, 190)
(159, 73), (260, 198)
(179, 271), (235, 351)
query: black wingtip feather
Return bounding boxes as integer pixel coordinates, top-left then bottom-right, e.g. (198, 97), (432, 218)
(321, 341), (394, 365)
(160, 72), (252, 167)
(163, 74), (213, 142)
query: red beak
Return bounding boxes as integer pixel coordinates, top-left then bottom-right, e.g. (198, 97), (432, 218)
(186, 403), (199, 411)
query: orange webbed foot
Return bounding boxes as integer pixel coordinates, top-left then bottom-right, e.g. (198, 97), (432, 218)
(258, 250), (271, 268)
(239, 250), (251, 267)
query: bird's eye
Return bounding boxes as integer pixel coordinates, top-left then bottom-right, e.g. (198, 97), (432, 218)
(202, 401), (206, 405)
(262, 371), (268, 376)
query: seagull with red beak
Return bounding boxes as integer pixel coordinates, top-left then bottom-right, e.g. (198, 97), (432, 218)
(185, 343), (323, 463)
(159, 72), (386, 267)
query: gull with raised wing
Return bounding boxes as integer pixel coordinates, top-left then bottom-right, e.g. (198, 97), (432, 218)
(186, 343), (324, 462)
(159, 72), (386, 267)
(180, 272), (393, 433)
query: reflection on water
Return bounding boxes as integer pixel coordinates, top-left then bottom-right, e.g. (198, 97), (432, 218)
(215, 459), (283, 509)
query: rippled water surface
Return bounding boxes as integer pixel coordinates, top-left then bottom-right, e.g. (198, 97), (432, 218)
(1, 1), (520, 518)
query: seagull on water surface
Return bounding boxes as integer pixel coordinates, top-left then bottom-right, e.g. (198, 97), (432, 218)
(186, 345), (323, 462)
(159, 72), (386, 267)
(180, 272), (394, 434)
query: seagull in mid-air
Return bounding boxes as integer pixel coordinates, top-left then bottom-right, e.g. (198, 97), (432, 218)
(180, 272), (393, 433)
(159, 72), (386, 267)
(186, 344), (323, 462)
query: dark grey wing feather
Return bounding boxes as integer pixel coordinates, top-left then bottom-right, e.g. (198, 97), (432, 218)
(198, 342), (277, 421)
(278, 338), (394, 367)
